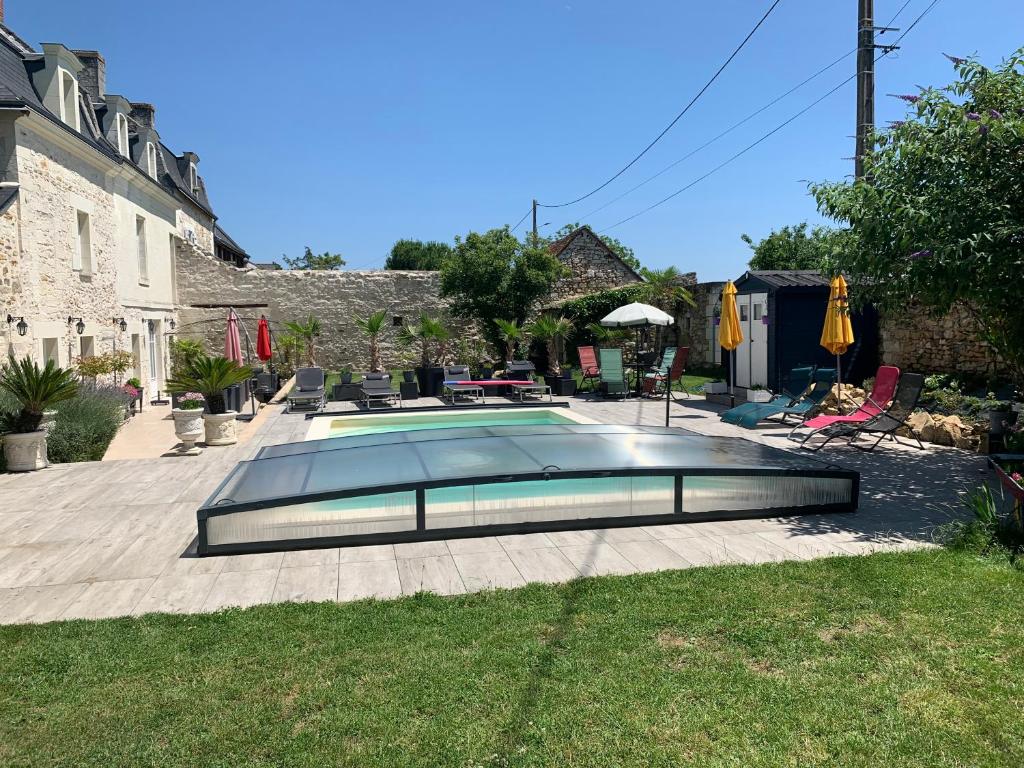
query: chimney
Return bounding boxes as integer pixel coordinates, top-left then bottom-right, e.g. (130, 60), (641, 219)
(130, 102), (156, 130)
(72, 50), (105, 102)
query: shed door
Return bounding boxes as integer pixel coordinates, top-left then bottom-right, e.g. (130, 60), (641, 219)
(734, 293), (768, 388)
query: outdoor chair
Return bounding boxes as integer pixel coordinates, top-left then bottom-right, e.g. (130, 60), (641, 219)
(505, 360), (552, 401)
(443, 365), (484, 403)
(730, 368), (836, 429)
(361, 372), (402, 409)
(808, 372), (926, 452)
(287, 367), (326, 412)
(642, 347), (675, 396)
(792, 365), (901, 449)
(721, 365), (815, 425)
(645, 346), (690, 400)
(597, 348), (630, 399)
(577, 346), (600, 393)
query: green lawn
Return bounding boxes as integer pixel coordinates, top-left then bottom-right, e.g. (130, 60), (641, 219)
(2, 550), (1023, 767)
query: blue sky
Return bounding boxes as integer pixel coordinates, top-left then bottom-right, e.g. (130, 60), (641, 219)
(10, 1), (1023, 279)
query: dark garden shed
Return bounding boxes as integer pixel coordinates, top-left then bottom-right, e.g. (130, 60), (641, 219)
(723, 270), (880, 393)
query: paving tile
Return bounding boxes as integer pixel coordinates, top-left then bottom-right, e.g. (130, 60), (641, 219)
(558, 543), (638, 577)
(611, 539), (691, 571)
(273, 564), (339, 603)
(719, 533), (793, 564)
(338, 560), (403, 601)
(495, 532), (556, 550)
(452, 552), (525, 591)
(220, 551), (285, 573)
(754, 531), (857, 560)
(60, 578), (156, 621)
(393, 541), (449, 559)
(546, 530), (607, 547)
(505, 547), (580, 584)
(396, 555), (466, 596)
(337, 544), (396, 564)
(282, 548), (340, 568)
(660, 536), (747, 567)
(2, 583), (90, 624)
(641, 523), (708, 540)
(133, 573), (219, 615)
(445, 537), (504, 556)
(160, 553), (229, 577)
(203, 569), (279, 611)
(597, 526), (654, 543)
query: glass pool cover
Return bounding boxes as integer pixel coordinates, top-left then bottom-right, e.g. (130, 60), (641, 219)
(197, 425), (858, 555)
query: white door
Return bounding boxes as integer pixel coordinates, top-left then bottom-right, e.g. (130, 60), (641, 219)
(147, 320), (160, 394)
(734, 293), (768, 388)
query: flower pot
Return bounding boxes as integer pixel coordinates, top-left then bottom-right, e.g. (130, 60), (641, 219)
(480, 367), (494, 380)
(340, 372), (353, 385)
(989, 410), (1016, 436)
(172, 408), (205, 455)
(545, 374), (577, 397)
(203, 411), (239, 446)
(746, 389), (772, 403)
(417, 366), (445, 397)
(3, 430), (48, 471)
(402, 370), (415, 384)
(703, 382), (727, 394)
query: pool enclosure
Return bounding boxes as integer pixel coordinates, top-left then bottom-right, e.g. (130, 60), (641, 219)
(196, 425), (859, 555)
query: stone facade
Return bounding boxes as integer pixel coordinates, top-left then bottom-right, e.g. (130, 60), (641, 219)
(174, 246), (472, 372)
(671, 280), (725, 369)
(547, 226), (643, 305)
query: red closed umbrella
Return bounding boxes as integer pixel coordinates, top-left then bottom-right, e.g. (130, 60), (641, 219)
(224, 310), (244, 366)
(256, 315), (272, 362)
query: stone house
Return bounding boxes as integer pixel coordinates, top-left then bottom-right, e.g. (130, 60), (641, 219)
(545, 225), (644, 304)
(0, 16), (246, 394)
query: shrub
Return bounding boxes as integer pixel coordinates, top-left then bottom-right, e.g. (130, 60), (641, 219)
(46, 385), (130, 463)
(937, 483), (1023, 563)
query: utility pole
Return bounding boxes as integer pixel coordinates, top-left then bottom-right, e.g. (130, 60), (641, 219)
(531, 199), (538, 240)
(855, 0), (874, 181)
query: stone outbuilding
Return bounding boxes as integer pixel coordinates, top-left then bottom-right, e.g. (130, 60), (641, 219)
(546, 226), (644, 304)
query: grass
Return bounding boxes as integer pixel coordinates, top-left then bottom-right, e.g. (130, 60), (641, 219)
(2, 549), (1023, 767)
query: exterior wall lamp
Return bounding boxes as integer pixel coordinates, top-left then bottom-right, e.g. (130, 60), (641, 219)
(67, 316), (86, 335)
(6, 314), (28, 337)
(166, 317), (176, 331)
(113, 317), (128, 332)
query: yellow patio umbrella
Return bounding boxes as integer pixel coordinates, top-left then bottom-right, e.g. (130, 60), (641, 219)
(719, 281), (743, 400)
(820, 275), (855, 412)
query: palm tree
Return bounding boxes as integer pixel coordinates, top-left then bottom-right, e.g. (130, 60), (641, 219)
(166, 354), (253, 414)
(528, 315), (573, 376)
(284, 315), (322, 367)
(639, 266), (696, 309)
(355, 310), (388, 372)
(0, 355), (78, 433)
(494, 319), (528, 363)
(586, 322), (630, 347)
(397, 314), (448, 369)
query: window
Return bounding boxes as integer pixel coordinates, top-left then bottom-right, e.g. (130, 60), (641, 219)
(136, 216), (148, 284)
(753, 303), (762, 321)
(72, 210), (92, 274)
(59, 70), (79, 130)
(188, 162), (198, 193)
(79, 335), (95, 359)
(145, 142), (157, 178)
(116, 113), (129, 157)
(42, 338), (59, 367)
(740, 304), (749, 322)
(131, 334), (142, 379)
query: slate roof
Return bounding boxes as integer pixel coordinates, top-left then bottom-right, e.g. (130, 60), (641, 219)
(0, 184), (18, 215)
(737, 270), (832, 289)
(214, 224), (247, 257)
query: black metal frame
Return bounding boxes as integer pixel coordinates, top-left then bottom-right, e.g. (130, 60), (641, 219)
(197, 465), (859, 556)
(303, 400), (573, 419)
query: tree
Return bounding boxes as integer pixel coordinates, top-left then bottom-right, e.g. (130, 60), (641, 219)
(638, 266), (696, 308)
(284, 315), (322, 366)
(811, 50), (1024, 389)
(354, 310), (388, 372)
(528, 315), (573, 375)
(397, 314), (449, 369)
(550, 223), (641, 271)
(282, 246), (345, 270)
(384, 239), (453, 270)
(494, 319), (528, 363)
(440, 228), (566, 351)
(740, 223), (850, 272)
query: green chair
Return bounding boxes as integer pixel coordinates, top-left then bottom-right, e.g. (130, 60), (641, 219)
(598, 348), (630, 398)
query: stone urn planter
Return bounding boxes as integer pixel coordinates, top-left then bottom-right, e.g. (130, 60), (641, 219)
(3, 430), (48, 471)
(172, 407), (205, 455)
(203, 411), (239, 446)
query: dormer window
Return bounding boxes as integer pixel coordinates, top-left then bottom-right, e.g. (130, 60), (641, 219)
(59, 69), (80, 131)
(188, 162), (198, 193)
(116, 113), (129, 157)
(145, 142), (158, 178)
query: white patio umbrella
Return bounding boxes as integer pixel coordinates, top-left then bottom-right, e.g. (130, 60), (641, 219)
(600, 302), (674, 405)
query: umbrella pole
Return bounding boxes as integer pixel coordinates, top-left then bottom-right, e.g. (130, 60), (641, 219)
(730, 349), (736, 408)
(835, 353), (842, 415)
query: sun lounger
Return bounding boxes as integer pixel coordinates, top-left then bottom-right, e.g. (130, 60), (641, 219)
(731, 368), (836, 429)
(809, 372), (925, 452)
(598, 348), (629, 398)
(361, 372), (401, 409)
(793, 365), (900, 449)
(504, 360), (552, 401)
(721, 365), (815, 425)
(287, 366), (326, 411)
(577, 346), (600, 392)
(443, 365), (485, 403)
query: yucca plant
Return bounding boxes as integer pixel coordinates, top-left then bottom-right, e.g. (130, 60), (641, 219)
(397, 314), (449, 369)
(355, 310), (388, 372)
(0, 355), (78, 433)
(528, 315), (573, 376)
(494, 319), (528, 363)
(284, 315), (322, 367)
(166, 355), (252, 414)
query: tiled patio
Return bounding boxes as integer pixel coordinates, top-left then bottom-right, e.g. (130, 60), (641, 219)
(0, 393), (987, 624)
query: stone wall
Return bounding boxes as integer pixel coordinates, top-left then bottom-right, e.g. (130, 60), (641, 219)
(671, 280), (725, 369)
(548, 227), (643, 304)
(879, 303), (1005, 380)
(174, 245), (474, 371)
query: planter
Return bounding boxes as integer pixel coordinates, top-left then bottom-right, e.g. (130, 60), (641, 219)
(203, 411), (239, 446)
(3, 430), (48, 471)
(479, 367), (494, 380)
(989, 410), (1016, 436)
(989, 454), (1024, 504)
(703, 382), (727, 394)
(746, 389), (772, 403)
(545, 374), (577, 397)
(340, 372), (353, 385)
(402, 370), (416, 384)
(416, 366), (445, 398)
(172, 408), (204, 456)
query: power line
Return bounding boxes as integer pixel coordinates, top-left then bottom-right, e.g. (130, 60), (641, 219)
(510, 207), (533, 233)
(536, 0), (784, 209)
(594, 0), (943, 233)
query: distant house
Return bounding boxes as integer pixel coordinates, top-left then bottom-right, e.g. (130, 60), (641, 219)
(545, 226), (644, 305)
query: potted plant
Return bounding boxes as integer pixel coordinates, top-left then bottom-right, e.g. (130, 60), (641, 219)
(171, 392), (205, 455)
(0, 355), (78, 471)
(339, 367), (353, 385)
(284, 315), (322, 367)
(988, 399), (1015, 436)
(528, 315), (576, 396)
(167, 355), (253, 446)
(747, 384), (772, 403)
(398, 314), (449, 397)
(107, 350), (135, 387)
(169, 338), (204, 408)
(355, 309), (388, 372)
(125, 376), (143, 411)
(494, 319), (528, 365)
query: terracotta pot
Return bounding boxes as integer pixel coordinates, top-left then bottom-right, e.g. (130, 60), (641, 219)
(203, 411), (238, 446)
(172, 408), (204, 455)
(3, 430), (48, 471)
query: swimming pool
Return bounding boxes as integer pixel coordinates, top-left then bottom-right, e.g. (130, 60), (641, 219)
(304, 407), (592, 440)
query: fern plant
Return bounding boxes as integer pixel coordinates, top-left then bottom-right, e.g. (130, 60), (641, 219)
(0, 355), (79, 433)
(355, 310), (388, 372)
(166, 355), (252, 414)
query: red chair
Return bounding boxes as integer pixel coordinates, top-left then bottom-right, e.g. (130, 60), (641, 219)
(790, 365), (900, 448)
(577, 346), (600, 392)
